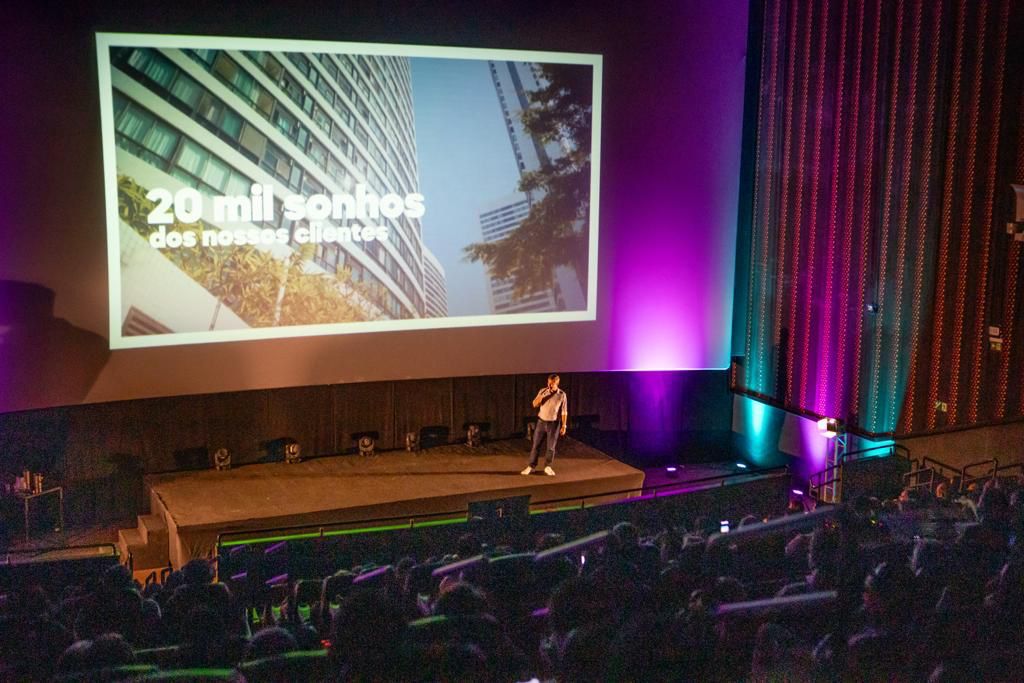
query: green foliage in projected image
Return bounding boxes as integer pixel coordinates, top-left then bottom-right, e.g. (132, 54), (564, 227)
(117, 175), (377, 327)
(464, 64), (592, 299)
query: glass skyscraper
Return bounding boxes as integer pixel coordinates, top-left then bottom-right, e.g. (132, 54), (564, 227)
(109, 46), (445, 332)
(478, 61), (583, 315)
(478, 194), (559, 314)
(422, 248), (448, 317)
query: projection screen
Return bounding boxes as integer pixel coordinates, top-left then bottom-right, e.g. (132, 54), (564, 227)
(96, 33), (601, 349)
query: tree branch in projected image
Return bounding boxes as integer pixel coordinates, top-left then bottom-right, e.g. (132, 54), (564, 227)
(464, 64), (591, 299)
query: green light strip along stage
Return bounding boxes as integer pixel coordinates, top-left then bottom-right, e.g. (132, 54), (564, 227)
(219, 516), (467, 548)
(220, 504), (594, 548)
(530, 505), (583, 515)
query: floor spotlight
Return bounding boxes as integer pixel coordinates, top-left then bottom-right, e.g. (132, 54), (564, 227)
(735, 462), (748, 469)
(419, 426), (450, 450)
(404, 431), (419, 452)
(213, 448), (231, 471)
(463, 422), (489, 448)
(284, 440), (302, 464)
(466, 424), (482, 447)
(352, 431), (379, 457)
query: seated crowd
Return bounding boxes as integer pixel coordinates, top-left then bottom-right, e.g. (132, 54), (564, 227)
(1, 476), (1022, 682)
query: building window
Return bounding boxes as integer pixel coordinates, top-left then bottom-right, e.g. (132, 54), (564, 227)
(315, 76), (335, 105)
(326, 155), (346, 186)
(329, 125), (349, 156)
(169, 73), (203, 109)
(261, 141), (292, 182)
(308, 138), (328, 170)
(176, 139), (209, 178)
(128, 49), (174, 88)
(312, 105), (332, 134)
(114, 99), (181, 165)
(273, 106), (298, 137)
(238, 122), (268, 161)
(254, 52), (284, 81)
(193, 49), (217, 67)
(220, 109), (243, 141)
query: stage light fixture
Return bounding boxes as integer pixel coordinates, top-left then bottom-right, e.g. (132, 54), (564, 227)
(213, 447), (231, 471)
(735, 462), (748, 469)
(284, 441), (302, 464)
(816, 417), (841, 439)
(419, 426), (450, 450)
(792, 489), (804, 496)
(404, 431), (419, 452)
(350, 431), (380, 457)
(462, 422), (489, 448)
(466, 424), (482, 448)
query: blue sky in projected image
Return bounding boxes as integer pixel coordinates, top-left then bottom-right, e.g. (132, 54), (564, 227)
(410, 58), (522, 316)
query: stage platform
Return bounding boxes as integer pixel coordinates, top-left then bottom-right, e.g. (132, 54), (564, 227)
(142, 438), (645, 568)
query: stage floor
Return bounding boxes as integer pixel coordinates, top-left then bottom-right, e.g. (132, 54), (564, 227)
(146, 438), (645, 567)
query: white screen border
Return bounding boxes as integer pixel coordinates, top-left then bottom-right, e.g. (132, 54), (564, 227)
(96, 32), (602, 349)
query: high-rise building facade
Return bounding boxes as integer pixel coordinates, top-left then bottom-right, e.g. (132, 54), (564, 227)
(488, 61), (565, 178)
(109, 46), (442, 332)
(422, 247), (448, 317)
(479, 61), (583, 315)
(478, 194), (559, 314)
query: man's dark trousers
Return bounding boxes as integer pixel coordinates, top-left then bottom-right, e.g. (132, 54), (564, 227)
(529, 419), (560, 468)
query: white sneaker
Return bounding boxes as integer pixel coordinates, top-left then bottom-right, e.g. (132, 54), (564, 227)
(521, 466), (533, 475)
(544, 466), (556, 476)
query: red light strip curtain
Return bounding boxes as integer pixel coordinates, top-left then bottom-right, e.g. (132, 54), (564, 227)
(736, 0), (1024, 436)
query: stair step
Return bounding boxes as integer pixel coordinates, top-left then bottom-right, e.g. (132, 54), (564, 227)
(117, 522), (169, 571)
(117, 527), (142, 563)
(118, 527), (142, 548)
(137, 514), (167, 545)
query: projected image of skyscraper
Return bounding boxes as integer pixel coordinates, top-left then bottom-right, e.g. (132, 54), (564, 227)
(109, 47), (442, 333)
(479, 61), (585, 315)
(479, 194), (559, 314)
(422, 248), (449, 317)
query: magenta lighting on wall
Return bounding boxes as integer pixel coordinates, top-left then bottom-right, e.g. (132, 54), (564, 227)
(734, 0), (1024, 437)
(607, 1), (749, 373)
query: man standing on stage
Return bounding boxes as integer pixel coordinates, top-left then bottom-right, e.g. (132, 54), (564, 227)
(522, 374), (567, 476)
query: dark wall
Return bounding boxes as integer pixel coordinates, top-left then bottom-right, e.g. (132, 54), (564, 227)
(0, 0), (747, 413)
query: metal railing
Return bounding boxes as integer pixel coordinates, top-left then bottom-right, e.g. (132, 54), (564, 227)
(902, 455), (963, 495)
(902, 466), (937, 495)
(904, 455), (1009, 497)
(960, 458), (999, 491)
(808, 444), (911, 502)
(993, 462), (1023, 479)
(216, 465), (790, 549)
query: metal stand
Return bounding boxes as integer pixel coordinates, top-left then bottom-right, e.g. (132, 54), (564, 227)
(22, 486), (64, 542)
(821, 431), (847, 503)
